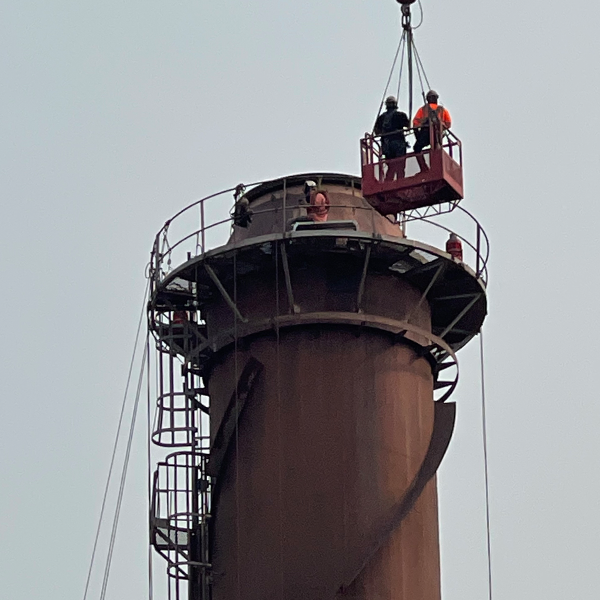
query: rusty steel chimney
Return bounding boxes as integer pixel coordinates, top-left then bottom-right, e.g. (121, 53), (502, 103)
(147, 173), (488, 600)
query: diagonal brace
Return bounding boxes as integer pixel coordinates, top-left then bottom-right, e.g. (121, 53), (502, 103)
(439, 294), (482, 339)
(204, 263), (248, 323)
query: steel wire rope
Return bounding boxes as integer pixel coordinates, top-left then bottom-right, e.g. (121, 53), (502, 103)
(412, 0), (425, 29)
(374, 30), (407, 130)
(82, 279), (149, 600)
(479, 330), (493, 600)
(99, 333), (149, 600)
(412, 41), (432, 95)
(275, 235), (284, 600)
(411, 39), (428, 100)
(146, 334), (154, 600)
(395, 33), (407, 107)
(233, 251), (241, 600)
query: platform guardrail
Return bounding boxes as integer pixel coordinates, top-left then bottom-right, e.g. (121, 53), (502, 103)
(149, 179), (489, 294)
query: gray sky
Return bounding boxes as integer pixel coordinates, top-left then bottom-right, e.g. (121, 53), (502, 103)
(2, 0), (600, 599)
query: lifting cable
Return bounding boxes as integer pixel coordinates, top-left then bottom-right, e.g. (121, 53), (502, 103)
(82, 280), (149, 600)
(412, 46), (427, 103)
(375, 1), (432, 127)
(395, 34), (407, 104)
(412, 42), (431, 98)
(375, 30), (407, 126)
(479, 330), (493, 600)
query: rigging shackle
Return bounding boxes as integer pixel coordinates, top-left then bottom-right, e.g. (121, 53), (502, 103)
(400, 2), (412, 31)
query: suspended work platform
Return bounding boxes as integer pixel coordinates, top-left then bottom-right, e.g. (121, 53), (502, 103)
(361, 129), (464, 215)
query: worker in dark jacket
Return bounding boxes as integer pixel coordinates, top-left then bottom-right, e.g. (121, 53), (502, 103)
(374, 96), (410, 180)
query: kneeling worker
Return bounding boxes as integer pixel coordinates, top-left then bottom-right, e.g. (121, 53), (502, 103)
(413, 90), (452, 153)
(374, 96), (410, 181)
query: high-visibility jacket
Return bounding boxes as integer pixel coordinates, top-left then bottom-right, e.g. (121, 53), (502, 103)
(413, 103), (452, 129)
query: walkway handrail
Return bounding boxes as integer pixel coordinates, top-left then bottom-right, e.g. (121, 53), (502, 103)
(149, 181), (489, 295)
(361, 127), (462, 165)
(413, 204), (489, 283)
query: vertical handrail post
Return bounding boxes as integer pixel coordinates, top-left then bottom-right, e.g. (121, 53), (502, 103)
(282, 177), (287, 235)
(200, 200), (205, 257)
(476, 223), (481, 278)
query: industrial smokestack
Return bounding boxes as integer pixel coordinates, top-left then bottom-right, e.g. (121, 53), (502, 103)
(147, 173), (487, 600)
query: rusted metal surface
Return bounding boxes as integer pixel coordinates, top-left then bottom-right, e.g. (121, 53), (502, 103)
(209, 328), (440, 600)
(229, 180), (403, 244)
(165, 234), (486, 351)
(197, 183), (465, 599)
(203, 260), (432, 343)
(340, 401), (456, 593)
(339, 479), (442, 599)
(207, 357), (263, 479)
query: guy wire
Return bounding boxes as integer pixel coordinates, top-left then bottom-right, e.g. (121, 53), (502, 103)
(82, 279), (149, 600)
(479, 330), (493, 600)
(99, 335), (148, 600)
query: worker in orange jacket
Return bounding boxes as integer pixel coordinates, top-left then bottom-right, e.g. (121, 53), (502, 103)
(412, 90), (452, 154)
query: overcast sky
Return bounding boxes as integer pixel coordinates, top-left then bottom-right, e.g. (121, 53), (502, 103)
(2, 1), (600, 599)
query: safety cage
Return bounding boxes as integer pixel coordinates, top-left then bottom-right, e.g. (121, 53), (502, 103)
(361, 127), (464, 214)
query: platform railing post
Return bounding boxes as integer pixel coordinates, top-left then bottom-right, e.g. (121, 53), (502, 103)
(283, 177), (287, 235)
(200, 200), (205, 257)
(476, 223), (481, 278)
(152, 238), (158, 294)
